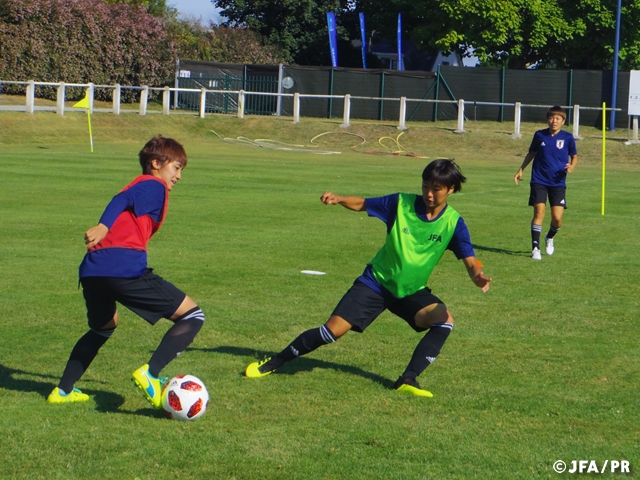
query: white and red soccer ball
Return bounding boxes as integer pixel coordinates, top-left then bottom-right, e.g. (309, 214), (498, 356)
(162, 375), (209, 421)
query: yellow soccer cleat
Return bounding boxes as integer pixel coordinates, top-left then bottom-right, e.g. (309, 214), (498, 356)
(47, 387), (90, 404)
(245, 357), (277, 378)
(131, 364), (164, 409)
(394, 377), (434, 398)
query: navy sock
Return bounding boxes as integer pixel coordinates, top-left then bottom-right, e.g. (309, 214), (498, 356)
(273, 325), (337, 366)
(531, 224), (542, 250)
(547, 225), (560, 239)
(58, 329), (113, 393)
(148, 308), (204, 377)
(401, 323), (453, 380)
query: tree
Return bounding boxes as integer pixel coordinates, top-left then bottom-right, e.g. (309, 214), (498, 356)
(361, 0), (640, 69)
(212, 0), (640, 70)
(103, 0), (172, 17)
(212, 0), (362, 65)
(0, 0), (177, 99)
(166, 17), (284, 64)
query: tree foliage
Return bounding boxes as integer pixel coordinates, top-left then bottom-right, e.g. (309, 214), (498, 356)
(212, 0), (364, 65)
(0, 0), (177, 99)
(365, 0), (640, 69)
(103, 0), (171, 17)
(166, 17), (284, 64)
(213, 0), (640, 70)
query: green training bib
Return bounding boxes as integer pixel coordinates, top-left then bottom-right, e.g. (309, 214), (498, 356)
(370, 193), (460, 297)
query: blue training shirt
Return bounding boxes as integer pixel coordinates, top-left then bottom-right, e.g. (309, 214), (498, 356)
(357, 193), (475, 297)
(529, 129), (577, 187)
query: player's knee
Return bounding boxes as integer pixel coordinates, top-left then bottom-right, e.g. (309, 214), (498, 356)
(324, 316), (351, 339)
(91, 327), (116, 338)
(416, 303), (449, 327)
(88, 311), (118, 331)
(174, 306), (205, 323)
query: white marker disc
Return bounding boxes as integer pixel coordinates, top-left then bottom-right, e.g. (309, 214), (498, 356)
(301, 270), (326, 275)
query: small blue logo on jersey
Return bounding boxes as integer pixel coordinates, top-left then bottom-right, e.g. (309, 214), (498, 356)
(556, 139), (565, 149)
(403, 227), (410, 234)
(428, 234), (442, 242)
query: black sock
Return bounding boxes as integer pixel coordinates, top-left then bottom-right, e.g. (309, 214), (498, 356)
(272, 325), (337, 366)
(400, 323), (453, 380)
(148, 308), (204, 377)
(531, 224), (542, 250)
(58, 329), (112, 393)
(547, 225), (560, 239)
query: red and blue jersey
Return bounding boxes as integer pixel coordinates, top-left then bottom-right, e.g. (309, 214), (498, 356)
(79, 175), (168, 279)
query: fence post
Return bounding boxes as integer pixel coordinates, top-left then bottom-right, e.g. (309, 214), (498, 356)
(199, 87), (206, 118)
(572, 105), (583, 140)
(139, 86), (149, 116)
(113, 84), (121, 115)
(26, 80), (35, 114)
(398, 96), (407, 130)
(340, 94), (351, 128)
(293, 92), (300, 123)
(56, 82), (65, 116)
(454, 99), (465, 134)
(237, 90), (245, 119)
(162, 87), (170, 115)
(87, 83), (94, 114)
(512, 102), (522, 139)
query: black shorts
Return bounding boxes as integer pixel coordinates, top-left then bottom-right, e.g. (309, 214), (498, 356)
(332, 280), (443, 333)
(81, 269), (186, 330)
(529, 183), (567, 208)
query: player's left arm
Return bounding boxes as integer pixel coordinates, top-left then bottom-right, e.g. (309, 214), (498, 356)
(448, 217), (491, 292)
(463, 257), (492, 293)
(565, 136), (578, 173)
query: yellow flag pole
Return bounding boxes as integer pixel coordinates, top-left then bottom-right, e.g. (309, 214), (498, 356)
(87, 109), (94, 153)
(72, 89), (93, 152)
(601, 102), (606, 215)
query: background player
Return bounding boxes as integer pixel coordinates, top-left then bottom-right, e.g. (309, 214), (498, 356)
(514, 106), (578, 260)
(47, 136), (205, 408)
(245, 159), (491, 397)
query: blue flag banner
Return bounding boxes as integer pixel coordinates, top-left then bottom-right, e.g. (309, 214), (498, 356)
(327, 12), (338, 68)
(397, 13), (404, 70)
(359, 12), (367, 69)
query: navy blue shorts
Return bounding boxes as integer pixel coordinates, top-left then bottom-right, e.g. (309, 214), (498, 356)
(332, 280), (443, 333)
(81, 269), (186, 329)
(529, 183), (567, 208)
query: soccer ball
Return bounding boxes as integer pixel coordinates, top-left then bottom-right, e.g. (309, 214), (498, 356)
(162, 375), (209, 421)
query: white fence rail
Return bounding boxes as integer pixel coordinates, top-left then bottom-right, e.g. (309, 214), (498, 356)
(0, 80), (626, 141)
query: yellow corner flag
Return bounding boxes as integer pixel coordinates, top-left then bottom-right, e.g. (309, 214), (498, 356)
(72, 90), (90, 109)
(72, 89), (93, 152)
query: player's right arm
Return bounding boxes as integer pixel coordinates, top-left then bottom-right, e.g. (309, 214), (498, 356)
(320, 192), (366, 211)
(85, 224), (109, 248)
(514, 151), (536, 185)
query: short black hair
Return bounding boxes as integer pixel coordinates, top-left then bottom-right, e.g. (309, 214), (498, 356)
(547, 105), (566, 121)
(421, 159), (466, 193)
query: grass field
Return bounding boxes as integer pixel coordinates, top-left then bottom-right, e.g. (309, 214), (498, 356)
(1, 110), (638, 479)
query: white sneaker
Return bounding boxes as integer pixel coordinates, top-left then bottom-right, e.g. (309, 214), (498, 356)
(532, 247), (542, 260)
(545, 236), (554, 255)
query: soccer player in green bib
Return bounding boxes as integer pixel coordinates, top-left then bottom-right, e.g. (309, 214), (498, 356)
(245, 159), (491, 396)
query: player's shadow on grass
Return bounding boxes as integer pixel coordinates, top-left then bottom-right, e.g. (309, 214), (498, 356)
(192, 346), (395, 390)
(0, 363), (126, 414)
(472, 244), (530, 257)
